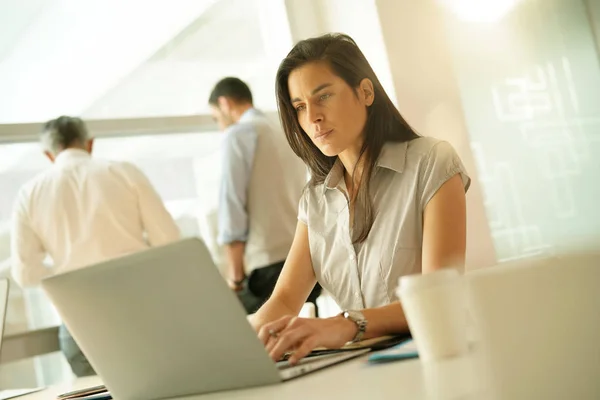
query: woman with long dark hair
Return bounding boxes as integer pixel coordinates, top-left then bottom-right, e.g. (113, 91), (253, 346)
(251, 33), (470, 364)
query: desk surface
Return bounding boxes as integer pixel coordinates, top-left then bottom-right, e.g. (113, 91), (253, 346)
(18, 352), (486, 400)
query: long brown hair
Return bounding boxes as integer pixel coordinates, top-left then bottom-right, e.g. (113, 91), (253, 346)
(276, 33), (418, 243)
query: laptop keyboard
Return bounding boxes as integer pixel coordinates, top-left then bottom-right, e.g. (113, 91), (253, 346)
(276, 353), (345, 370)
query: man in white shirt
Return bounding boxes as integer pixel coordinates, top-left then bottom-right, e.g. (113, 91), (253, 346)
(11, 116), (180, 376)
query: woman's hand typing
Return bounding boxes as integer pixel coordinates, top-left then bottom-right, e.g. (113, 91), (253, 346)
(257, 315), (357, 365)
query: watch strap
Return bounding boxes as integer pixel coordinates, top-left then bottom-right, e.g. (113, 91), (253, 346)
(342, 310), (368, 343)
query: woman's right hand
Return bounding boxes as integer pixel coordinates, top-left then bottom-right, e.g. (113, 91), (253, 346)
(256, 314), (357, 364)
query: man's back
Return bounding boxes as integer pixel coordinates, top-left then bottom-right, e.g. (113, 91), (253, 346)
(209, 78), (319, 314)
(243, 111), (306, 271)
(12, 149), (179, 285)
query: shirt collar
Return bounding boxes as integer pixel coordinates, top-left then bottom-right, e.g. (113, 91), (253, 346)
(54, 148), (91, 167)
(375, 141), (408, 173)
(322, 141), (408, 194)
(323, 158), (345, 193)
(238, 107), (261, 123)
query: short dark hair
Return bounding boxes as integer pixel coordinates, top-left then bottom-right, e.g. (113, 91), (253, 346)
(41, 116), (89, 153)
(275, 33), (419, 244)
(208, 77), (253, 106)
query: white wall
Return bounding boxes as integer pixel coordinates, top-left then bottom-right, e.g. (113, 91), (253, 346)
(284, 0), (398, 103)
(373, 0), (497, 269)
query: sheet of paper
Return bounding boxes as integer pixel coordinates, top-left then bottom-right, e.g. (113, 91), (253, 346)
(0, 388), (45, 400)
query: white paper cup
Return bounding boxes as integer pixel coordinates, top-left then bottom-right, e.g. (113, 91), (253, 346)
(397, 269), (468, 362)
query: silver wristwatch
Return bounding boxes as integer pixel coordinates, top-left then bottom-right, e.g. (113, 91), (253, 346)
(341, 310), (368, 343)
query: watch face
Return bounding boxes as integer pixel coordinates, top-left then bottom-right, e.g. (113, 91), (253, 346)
(345, 310), (365, 322)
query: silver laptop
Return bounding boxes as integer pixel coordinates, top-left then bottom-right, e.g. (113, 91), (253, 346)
(0, 279), (44, 400)
(41, 238), (368, 400)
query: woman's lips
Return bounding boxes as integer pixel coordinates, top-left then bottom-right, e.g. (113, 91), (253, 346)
(314, 129), (333, 141)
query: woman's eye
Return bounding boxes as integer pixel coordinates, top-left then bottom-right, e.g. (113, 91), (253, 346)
(295, 105), (306, 112)
(319, 93), (330, 101)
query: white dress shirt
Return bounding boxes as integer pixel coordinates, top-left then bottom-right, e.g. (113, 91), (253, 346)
(11, 149), (180, 287)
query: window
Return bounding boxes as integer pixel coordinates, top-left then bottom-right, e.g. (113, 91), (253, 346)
(0, 131), (224, 385)
(0, 0), (292, 124)
(443, 0), (600, 261)
(0, 0), (294, 385)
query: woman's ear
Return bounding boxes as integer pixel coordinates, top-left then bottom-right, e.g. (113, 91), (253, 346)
(359, 78), (375, 106)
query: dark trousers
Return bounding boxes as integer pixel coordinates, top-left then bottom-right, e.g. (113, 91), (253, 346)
(59, 324), (96, 377)
(237, 260), (322, 315)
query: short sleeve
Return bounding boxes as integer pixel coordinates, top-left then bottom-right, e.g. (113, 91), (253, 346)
(297, 189), (310, 225)
(419, 141), (471, 209)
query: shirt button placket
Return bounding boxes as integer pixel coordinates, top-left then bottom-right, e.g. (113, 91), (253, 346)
(348, 240), (363, 308)
(338, 188), (364, 309)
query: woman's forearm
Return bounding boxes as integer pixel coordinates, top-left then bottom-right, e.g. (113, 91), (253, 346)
(249, 294), (300, 332)
(360, 302), (410, 339)
(251, 298), (410, 339)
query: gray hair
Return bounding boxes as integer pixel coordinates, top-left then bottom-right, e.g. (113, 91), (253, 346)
(40, 116), (89, 154)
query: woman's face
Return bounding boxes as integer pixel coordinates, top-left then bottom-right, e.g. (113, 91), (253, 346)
(287, 61), (374, 158)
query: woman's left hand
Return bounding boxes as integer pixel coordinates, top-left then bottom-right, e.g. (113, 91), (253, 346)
(258, 315), (357, 365)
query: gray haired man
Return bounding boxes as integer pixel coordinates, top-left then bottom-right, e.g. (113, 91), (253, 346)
(11, 116), (180, 376)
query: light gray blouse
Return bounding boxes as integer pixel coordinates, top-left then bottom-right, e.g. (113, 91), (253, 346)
(298, 137), (470, 310)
